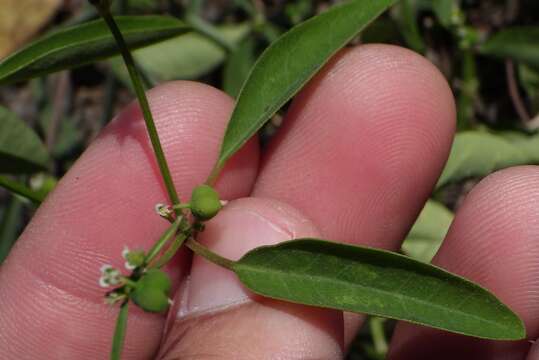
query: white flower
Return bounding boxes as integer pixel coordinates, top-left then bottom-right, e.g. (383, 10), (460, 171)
(99, 264), (121, 288)
(121, 246), (135, 270)
(155, 203), (173, 218)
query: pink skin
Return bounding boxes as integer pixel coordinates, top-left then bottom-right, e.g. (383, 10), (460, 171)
(0, 44), (534, 358)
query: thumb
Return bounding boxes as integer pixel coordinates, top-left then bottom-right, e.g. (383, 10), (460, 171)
(158, 197), (345, 359)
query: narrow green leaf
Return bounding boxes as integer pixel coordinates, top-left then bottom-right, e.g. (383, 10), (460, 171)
(0, 106), (49, 174)
(436, 131), (528, 190)
(234, 239), (525, 340)
(211, 0), (398, 177)
(110, 302), (129, 360)
(480, 27), (539, 69)
(401, 200), (454, 262)
(0, 16), (189, 84)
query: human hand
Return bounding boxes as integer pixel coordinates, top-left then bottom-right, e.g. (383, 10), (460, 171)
(0, 44), (536, 359)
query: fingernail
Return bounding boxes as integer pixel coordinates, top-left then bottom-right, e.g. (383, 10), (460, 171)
(177, 197), (319, 319)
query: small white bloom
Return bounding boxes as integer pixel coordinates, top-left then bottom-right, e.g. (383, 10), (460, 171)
(155, 203), (173, 218)
(99, 277), (110, 288)
(121, 247), (145, 270)
(100, 264), (113, 273)
(99, 264), (121, 287)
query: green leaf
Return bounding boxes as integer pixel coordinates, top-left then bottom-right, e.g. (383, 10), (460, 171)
(211, 0), (398, 177)
(110, 301), (129, 360)
(401, 200), (454, 262)
(0, 16), (189, 84)
(234, 239), (525, 340)
(436, 131), (528, 190)
(480, 27), (539, 69)
(0, 106), (49, 174)
(110, 24), (249, 85)
(223, 37), (256, 98)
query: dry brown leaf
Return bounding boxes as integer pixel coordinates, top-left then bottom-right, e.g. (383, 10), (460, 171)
(0, 0), (61, 59)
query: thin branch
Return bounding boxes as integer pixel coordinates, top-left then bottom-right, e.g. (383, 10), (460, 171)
(505, 59), (531, 124)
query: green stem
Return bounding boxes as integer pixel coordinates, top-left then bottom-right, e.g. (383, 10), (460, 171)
(185, 238), (235, 270)
(98, 8), (181, 209)
(0, 176), (44, 204)
(121, 277), (138, 288)
(145, 217), (183, 265)
(369, 317), (388, 356)
(173, 203), (191, 210)
(153, 231), (189, 268)
(110, 301), (129, 360)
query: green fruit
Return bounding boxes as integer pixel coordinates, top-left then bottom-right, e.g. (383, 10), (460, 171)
(142, 269), (171, 293)
(130, 269), (171, 313)
(130, 285), (169, 313)
(190, 185), (222, 221)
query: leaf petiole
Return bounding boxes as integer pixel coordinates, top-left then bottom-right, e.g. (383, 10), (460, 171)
(185, 238), (235, 270)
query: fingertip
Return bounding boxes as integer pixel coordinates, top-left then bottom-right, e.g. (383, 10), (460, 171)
(389, 166), (539, 358)
(255, 44), (455, 248)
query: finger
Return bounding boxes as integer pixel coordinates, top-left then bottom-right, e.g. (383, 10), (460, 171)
(0, 81), (259, 359)
(253, 44), (455, 345)
(389, 166), (539, 359)
(159, 198), (345, 359)
(160, 44), (456, 359)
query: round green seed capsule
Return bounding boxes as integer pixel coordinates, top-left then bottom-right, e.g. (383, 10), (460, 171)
(130, 285), (169, 313)
(142, 269), (171, 293)
(130, 269), (171, 313)
(190, 185), (222, 221)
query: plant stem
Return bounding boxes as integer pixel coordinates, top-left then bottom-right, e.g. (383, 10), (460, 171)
(369, 317), (388, 357)
(98, 8), (181, 209)
(154, 231), (189, 268)
(185, 238), (235, 270)
(110, 301), (129, 360)
(0, 176), (44, 204)
(145, 217), (183, 265)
